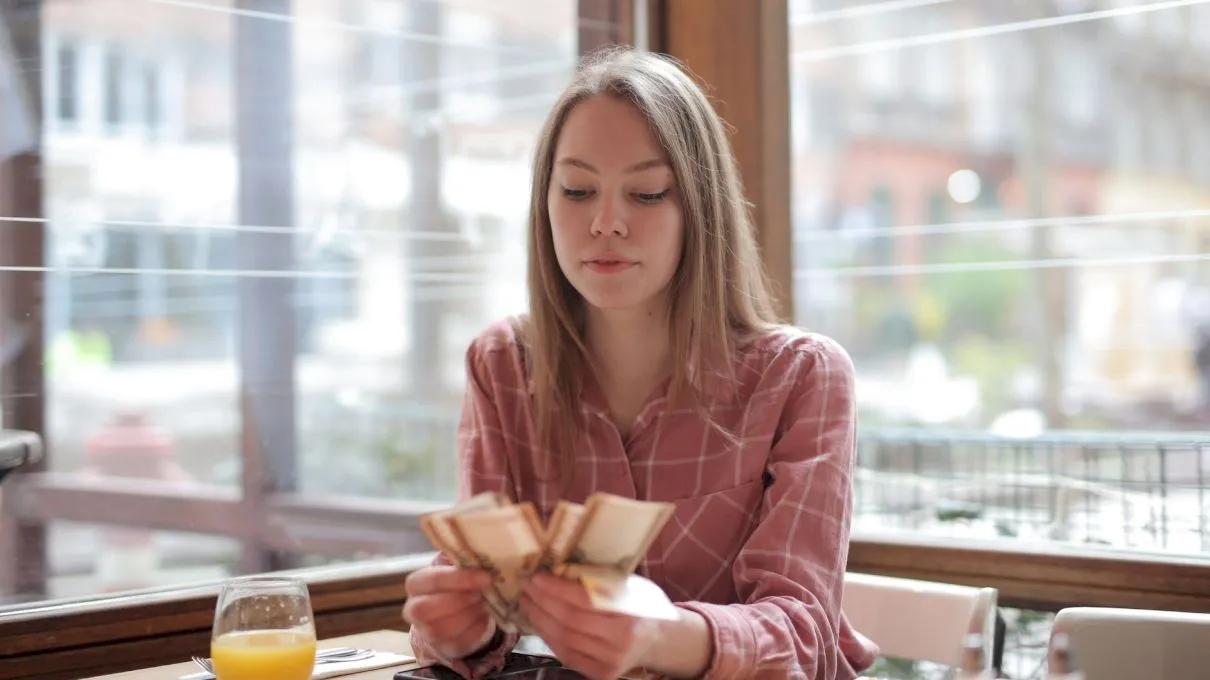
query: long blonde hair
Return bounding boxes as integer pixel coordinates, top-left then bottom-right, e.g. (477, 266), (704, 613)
(525, 46), (779, 483)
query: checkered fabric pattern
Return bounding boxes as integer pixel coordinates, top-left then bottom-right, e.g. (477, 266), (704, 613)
(409, 318), (880, 679)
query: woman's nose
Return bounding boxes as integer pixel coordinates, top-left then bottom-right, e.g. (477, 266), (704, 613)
(589, 193), (629, 237)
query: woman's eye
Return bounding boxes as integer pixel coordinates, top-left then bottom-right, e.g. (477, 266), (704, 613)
(635, 189), (671, 204)
(561, 187), (591, 200)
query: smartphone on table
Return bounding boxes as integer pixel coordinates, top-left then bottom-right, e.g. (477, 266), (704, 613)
(393, 652), (589, 679)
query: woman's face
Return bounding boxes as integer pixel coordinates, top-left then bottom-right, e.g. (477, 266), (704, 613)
(547, 95), (684, 316)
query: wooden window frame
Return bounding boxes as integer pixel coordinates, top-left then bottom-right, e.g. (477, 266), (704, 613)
(0, 0), (48, 600)
(3, 2), (1210, 679)
(654, 0), (794, 321)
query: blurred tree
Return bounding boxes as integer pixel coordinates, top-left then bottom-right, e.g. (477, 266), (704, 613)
(924, 239), (1029, 343)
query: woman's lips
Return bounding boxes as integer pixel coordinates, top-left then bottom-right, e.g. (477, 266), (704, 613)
(585, 259), (636, 274)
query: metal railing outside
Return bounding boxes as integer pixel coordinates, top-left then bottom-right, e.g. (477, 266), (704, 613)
(854, 428), (1210, 556)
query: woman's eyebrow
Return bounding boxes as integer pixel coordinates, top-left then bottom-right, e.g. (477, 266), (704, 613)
(556, 157), (668, 173)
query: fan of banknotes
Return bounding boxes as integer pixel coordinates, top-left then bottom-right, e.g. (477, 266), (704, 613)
(420, 491), (682, 634)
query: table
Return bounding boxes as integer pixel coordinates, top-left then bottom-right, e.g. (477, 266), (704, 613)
(85, 630), (423, 680)
(84, 630), (884, 679)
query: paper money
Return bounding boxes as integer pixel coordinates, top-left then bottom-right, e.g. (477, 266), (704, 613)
(418, 492), (515, 628)
(562, 564), (681, 621)
(419, 492), (676, 629)
(562, 494), (674, 574)
(543, 500), (587, 567)
(449, 503), (545, 633)
(419, 491), (506, 566)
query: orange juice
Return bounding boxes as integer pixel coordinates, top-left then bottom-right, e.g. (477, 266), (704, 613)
(210, 629), (317, 680)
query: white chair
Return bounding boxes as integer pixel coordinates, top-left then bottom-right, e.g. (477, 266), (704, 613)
(1047, 606), (1210, 679)
(841, 572), (999, 673)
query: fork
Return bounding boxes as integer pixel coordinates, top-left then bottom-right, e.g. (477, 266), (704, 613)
(185, 647), (374, 679)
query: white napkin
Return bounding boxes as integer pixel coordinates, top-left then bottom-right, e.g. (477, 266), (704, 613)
(178, 651), (417, 680)
(312, 651), (416, 679)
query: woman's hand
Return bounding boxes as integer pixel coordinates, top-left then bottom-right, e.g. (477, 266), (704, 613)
(520, 572), (660, 679)
(402, 566), (498, 660)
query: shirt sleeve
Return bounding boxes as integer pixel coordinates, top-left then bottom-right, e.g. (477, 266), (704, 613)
(676, 338), (879, 679)
(407, 337), (523, 678)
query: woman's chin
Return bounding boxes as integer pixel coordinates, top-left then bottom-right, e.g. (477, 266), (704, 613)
(581, 292), (661, 314)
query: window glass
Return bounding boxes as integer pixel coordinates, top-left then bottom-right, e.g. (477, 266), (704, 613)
(790, 0), (1210, 560)
(0, 0), (589, 608)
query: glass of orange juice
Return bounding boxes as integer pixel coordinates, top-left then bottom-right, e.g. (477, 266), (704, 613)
(210, 575), (317, 680)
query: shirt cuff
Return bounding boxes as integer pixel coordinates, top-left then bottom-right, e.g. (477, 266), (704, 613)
(675, 601), (756, 679)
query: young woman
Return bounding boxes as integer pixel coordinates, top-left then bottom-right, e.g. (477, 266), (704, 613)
(402, 46), (879, 680)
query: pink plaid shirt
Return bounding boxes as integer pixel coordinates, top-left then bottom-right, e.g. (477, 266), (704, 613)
(410, 318), (879, 679)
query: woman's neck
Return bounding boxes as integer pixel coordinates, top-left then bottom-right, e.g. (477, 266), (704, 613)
(585, 306), (671, 394)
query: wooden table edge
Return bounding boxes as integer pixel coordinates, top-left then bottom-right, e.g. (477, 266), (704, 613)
(82, 630), (422, 680)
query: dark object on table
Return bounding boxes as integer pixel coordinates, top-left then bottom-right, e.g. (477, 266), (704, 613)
(0, 429), (42, 485)
(393, 653), (589, 679)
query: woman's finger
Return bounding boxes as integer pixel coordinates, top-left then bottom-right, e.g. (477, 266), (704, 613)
(521, 593), (626, 662)
(526, 572), (592, 608)
(522, 578), (633, 645)
(416, 601), (493, 657)
(405, 567), (491, 596)
(403, 591), (485, 632)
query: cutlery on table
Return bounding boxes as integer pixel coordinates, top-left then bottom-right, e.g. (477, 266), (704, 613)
(181, 647), (374, 680)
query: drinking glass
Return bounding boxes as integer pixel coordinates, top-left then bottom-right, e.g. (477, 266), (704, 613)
(210, 575), (317, 680)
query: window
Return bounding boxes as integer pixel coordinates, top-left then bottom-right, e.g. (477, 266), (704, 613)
(442, 10), (502, 118)
(966, 41), (1003, 147)
(867, 184), (895, 267)
(788, 0), (813, 25)
(1199, 95), (1210, 184)
(1, 0), (585, 610)
(54, 39), (79, 124)
(1150, 91), (1183, 175)
(1150, 4), (1186, 44)
(1197, 5), (1210, 51)
(352, 0), (404, 87)
(791, 4), (1210, 668)
(182, 37), (233, 140)
(102, 45), (123, 131)
(47, 36), (171, 138)
(1056, 38), (1100, 128)
(1112, 0), (1146, 36)
(143, 62), (160, 134)
(927, 190), (948, 225)
(790, 0), (1210, 563)
(791, 70), (810, 151)
(858, 13), (899, 102)
(1180, 90), (1205, 183)
(917, 12), (953, 108)
(1114, 91), (1142, 169)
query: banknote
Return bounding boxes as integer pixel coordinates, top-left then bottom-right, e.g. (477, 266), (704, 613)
(449, 503), (546, 632)
(418, 491), (514, 626)
(559, 493), (674, 575)
(561, 563), (681, 621)
(543, 500), (587, 567)
(418, 490), (506, 567)
(419, 491), (676, 628)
